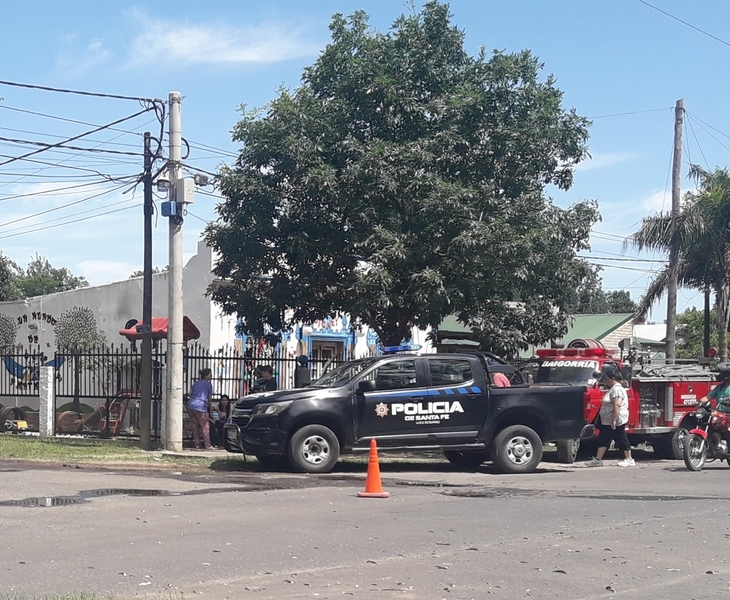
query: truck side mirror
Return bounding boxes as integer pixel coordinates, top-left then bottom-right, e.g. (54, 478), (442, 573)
(357, 380), (376, 394)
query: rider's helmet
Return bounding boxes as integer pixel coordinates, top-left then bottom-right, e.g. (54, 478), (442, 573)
(717, 362), (730, 381)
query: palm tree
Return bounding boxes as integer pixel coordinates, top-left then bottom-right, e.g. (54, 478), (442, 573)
(627, 165), (730, 360)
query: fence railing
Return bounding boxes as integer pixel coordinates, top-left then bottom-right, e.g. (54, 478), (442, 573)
(0, 342), (352, 437)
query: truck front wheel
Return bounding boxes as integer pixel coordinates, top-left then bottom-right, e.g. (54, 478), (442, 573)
(492, 425), (543, 474)
(287, 424), (340, 473)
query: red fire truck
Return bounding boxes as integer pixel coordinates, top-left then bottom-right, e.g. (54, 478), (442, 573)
(533, 339), (717, 462)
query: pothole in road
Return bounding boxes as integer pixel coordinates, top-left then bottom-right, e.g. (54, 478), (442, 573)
(0, 486), (262, 507)
(440, 486), (543, 498)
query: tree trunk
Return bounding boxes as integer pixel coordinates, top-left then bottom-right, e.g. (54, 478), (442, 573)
(704, 286), (711, 357)
(716, 282), (730, 362)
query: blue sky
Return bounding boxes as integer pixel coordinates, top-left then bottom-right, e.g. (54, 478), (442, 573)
(1, 1), (729, 323)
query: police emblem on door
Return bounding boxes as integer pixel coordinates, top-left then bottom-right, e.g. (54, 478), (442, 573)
(375, 402), (389, 418)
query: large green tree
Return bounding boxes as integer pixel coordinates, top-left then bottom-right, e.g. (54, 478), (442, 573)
(206, 2), (598, 348)
(18, 254), (88, 298)
(628, 165), (730, 360)
(0, 254), (22, 301)
(565, 266), (637, 315)
(676, 306), (718, 360)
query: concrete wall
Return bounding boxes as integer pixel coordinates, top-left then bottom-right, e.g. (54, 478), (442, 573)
(0, 240), (233, 353)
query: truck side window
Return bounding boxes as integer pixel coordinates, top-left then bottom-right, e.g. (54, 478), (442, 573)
(428, 359), (472, 386)
(364, 360), (418, 390)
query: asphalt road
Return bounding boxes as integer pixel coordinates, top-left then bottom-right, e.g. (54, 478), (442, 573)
(1, 451), (730, 600)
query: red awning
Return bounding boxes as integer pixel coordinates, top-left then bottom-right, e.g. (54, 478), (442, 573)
(119, 317), (201, 342)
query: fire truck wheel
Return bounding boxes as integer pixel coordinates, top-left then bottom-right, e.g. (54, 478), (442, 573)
(672, 427), (690, 461)
(492, 425), (543, 474)
(555, 439), (580, 464)
(443, 450), (490, 470)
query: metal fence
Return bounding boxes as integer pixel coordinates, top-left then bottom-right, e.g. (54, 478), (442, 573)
(0, 342), (349, 436)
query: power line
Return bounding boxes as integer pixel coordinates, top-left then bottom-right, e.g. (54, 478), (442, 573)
(186, 141), (238, 158)
(0, 79), (162, 104)
(588, 107), (672, 119)
(0, 153), (133, 178)
(1, 192), (138, 232)
(0, 135), (144, 156)
(579, 255), (669, 263)
(685, 114), (710, 169)
(0, 105), (157, 138)
(0, 198), (139, 240)
(0, 106), (154, 168)
(590, 262), (662, 273)
(0, 178), (135, 203)
(636, 0), (730, 49)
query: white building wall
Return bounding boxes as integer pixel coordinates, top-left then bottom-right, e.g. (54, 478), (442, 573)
(0, 240), (233, 353)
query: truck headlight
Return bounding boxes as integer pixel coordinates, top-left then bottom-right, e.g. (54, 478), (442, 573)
(254, 401), (293, 416)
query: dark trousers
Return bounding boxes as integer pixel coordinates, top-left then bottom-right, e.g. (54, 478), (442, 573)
(211, 420), (225, 447)
(597, 417), (631, 452)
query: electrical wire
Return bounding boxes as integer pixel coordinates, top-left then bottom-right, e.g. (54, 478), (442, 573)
(0, 79), (162, 104)
(0, 178), (135, 203)
(0, 136), (144, 156)
(0, 153), (132, 178)
(685, 114), (710, 170)
(636, 0), (730, 49)
(578, 255), (669, 263)
(186, 140), (238, 158)
(0, 186), (138, 230)
(590, 262), (663, 273)
(0, 198), (140, 240)
(588, 107), (672, 120)
(0, 106), (154, 168)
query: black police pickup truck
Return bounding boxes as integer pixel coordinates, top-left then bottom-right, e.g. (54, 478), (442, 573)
(224, 352), (592, 474)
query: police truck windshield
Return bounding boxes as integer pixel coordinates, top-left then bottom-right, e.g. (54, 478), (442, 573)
(535, 360), (599, 386)
(309, 357), (381, 388)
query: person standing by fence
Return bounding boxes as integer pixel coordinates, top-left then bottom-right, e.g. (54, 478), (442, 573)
(187, 368), (213, 450)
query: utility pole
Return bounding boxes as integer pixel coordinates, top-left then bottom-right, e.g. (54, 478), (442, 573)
(665, 98), (684, 364)
(139, 132), (153, 450)
(165, 91), (184, 451)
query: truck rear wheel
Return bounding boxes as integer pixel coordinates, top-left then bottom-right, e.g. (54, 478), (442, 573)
(492, 425), (543, 474)
(287, 424), (340, 474)
(555, 439), (579, 464)
(443, 450), (490, 470)
(672, 427), (690, 460)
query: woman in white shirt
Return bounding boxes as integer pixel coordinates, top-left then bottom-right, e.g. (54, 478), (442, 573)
(585, 364), (635, 467)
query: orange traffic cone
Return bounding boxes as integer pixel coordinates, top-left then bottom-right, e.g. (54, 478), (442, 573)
(357, 438), (390, 498)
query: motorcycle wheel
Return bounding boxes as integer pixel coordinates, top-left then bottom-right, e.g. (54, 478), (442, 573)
(683, 434), (707, 471)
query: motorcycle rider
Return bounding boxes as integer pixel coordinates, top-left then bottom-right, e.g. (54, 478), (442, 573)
(700, 362), (730, 413)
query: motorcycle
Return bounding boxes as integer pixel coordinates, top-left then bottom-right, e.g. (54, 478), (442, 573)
(683, 399), (730, 471)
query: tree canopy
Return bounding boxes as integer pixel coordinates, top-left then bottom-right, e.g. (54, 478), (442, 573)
(0, 253), (88, 300)
(206, 1), (599, 350)
(566, 266), (637, 314)
(628, 165), (730, 359)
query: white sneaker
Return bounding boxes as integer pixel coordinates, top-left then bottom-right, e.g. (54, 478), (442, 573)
(617, 458), (636, 467)
(584, 458), (603, 467)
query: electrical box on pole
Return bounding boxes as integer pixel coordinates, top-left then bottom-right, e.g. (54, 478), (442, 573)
(175, 177), (195, 204)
